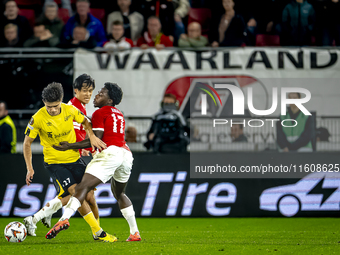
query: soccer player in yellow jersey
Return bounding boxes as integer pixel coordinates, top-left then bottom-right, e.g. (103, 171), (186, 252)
(23, 82), (116, 242)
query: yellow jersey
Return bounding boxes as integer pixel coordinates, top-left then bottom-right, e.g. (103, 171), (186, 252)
(25, 103), (85, 164)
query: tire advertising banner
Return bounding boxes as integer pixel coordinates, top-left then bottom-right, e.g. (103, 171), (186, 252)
(1, 153), (339, 218)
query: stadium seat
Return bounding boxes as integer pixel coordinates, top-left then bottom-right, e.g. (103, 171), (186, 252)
(255, 34), (280, 46)
(54, 0), (62, 4)
(16, 0), (41, 5)
(18, 9), (35, 28)
(90, 8), (106, 28)
(58, 8), (70, 24)
(188, 8), (211, 36)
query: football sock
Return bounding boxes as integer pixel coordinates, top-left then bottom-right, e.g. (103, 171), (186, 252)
(96, 217), (100, 227)
(83, 212), (101, 234)
(60, 196), (81, 220)
(121, 205), (139, 235)
(33, 197), (62, 224)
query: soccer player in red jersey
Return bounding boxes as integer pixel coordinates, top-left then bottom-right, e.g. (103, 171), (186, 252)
(48, 82), (141, 241)
(67, 74), (95, 156)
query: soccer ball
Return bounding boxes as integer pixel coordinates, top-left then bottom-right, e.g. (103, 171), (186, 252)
(4, 221), (27, 242)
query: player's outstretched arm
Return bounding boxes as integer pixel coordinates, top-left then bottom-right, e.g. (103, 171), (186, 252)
(82, 117), (107, 151)
(53, 139), (91, 151)
(23, 136), (35, 186)
(53, 130), (104, 151)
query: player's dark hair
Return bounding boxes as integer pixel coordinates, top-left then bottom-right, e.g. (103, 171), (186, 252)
(73, 73), (95, 90)
(0, 100), (8, 110)
(42, 82), (64, 102)
(104, 82), (123, 106)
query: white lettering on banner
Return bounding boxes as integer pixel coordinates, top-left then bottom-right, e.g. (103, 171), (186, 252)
(139, 173), (174, 216)
(206, 183), (237, 216)
(166, 171), (187, 216)
(0, 183), (117, 217)
(181, 183), (209, 216)
(94, 184), (117, 217)
(14, 184), (43, 217)
(0, 184), (17, 216)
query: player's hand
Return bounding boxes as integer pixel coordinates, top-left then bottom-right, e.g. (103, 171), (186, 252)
(89, 134), (107, 151)
(53, 141), (70, 151)
(81, 149), (90, 156)
(26, 169), (34, 186)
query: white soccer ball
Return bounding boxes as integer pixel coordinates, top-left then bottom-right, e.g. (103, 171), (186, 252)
(4, 221), (27, 242)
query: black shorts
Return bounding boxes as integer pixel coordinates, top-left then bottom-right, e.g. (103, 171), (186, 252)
(44, 158), (87, 198)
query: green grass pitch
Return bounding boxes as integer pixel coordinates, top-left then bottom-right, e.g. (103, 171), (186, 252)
(1, 218), (339, 254)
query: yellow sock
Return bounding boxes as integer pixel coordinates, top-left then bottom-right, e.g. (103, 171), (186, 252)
(96, 217), (100, 226)
(83, 212), (101, 234)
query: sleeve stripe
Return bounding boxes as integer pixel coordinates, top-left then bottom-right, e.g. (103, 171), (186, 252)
(92, 128), (104, 131)
(74, 127), (81, 130)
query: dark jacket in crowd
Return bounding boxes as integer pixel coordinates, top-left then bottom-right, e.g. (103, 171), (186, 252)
(140, 0), (175, 36)
(210, 13), (248, 46)
(57, 36), (97, 49)
(281, 0), (316, 46)
(37, 16), (64, 38)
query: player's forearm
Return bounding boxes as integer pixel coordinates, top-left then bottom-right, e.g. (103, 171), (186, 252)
(68, 139), (91, 150)
(82, 117), (96, 139)
(23, 140), (33, 171)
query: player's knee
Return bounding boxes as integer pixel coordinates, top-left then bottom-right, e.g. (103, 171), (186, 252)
(68, 184), (77, 195)
(85, 190), (95, 204)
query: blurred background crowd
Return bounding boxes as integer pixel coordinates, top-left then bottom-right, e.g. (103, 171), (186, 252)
(1, 0), (340, 49)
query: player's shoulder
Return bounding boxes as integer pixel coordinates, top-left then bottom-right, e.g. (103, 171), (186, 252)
(63, 102), (77, 111)
(30, 107), (46, 124)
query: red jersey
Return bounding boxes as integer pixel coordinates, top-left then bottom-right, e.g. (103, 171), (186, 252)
(68, 97), (87, 142)
(136, 32), (173, 47)
(92, 106), (129, 151)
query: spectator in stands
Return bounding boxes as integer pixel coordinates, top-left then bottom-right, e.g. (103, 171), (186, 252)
(24, 22), (60, 47)
(58, 25), (97, 49)
(316, 127), (331, 142)
(137, 16), (173, 50)
(210, 0), (247, 47)
(178, 22), (208, 47)
(0, 0), (32, 43)
(61, 0), (106, 47)
(253, 0), (290, 35)
(0, 101), (16, 154)
(230, 123), (247, 142)
(104, 21), (134, 50)
(44, 0), (73, 17)
(1, 23), (23, 47)
(37, 2), (64, 39)
(313, 0), (340, 46)
(144, 94), (189, 153)
(140, 0), (175, 38)
(281, 0), (316, 46)
(106, 0), (144, 44)
(276, 92), (313, 152)
(173, 0), (190, 44)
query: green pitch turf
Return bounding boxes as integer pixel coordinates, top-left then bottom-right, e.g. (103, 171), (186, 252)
(1, 218), (339, 254)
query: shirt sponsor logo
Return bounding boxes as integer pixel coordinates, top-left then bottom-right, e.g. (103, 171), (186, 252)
(64, 115), (72, 121)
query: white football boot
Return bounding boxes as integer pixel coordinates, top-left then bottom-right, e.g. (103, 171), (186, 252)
(24, 216), (37, 236)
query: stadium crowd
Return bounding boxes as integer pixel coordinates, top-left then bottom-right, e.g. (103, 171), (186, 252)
(1, 0), (340, 49)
